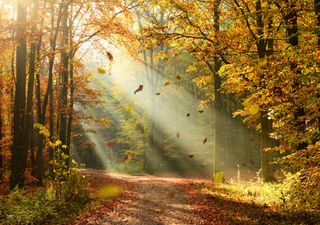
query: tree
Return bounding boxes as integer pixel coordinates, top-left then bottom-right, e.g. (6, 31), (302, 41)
(10, 0), (28, 189)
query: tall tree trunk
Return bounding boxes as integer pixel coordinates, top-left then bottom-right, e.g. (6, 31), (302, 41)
(35, 2), (63, 180)
(59, 4), (70, 165)
(67, 3), (75, 156)
(284, 1), (306, 150)
(256, 0), (276, 182)
(30, 122), (36, 177)
(10, 0), (28, 189)
(212, 0), (222, 179)
(66, 54), (74, 151)
(48, 2), (63, 162)
(34, 9), (45, 184)
(35, 57), (43, 183)
(26, 0), (39, 175)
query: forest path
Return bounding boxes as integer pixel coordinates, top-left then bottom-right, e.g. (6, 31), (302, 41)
(99, 172), (199, 225)
(74, 170), (320, 225)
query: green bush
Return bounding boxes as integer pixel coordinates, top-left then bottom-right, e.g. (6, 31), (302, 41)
(226, 179), (283, 206)
(0, 143), (91, 224)
(0, 189), (56, 225)
(280, 170), (320, 211)
(0, 169), (90, 225)
(48, 143), (90, 204)
(220, 170), (320, 211)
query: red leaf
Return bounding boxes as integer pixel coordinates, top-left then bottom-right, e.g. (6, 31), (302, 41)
(134, 84), (143, 95)
(106, 52), (113, 61)
(203, 138), (207, 144)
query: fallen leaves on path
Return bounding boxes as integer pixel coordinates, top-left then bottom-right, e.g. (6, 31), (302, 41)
(70, 171), (320, 225)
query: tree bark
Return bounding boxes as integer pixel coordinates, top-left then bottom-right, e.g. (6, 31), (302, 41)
(26, 0), (39, 177)
(35, 56), (43, 183)
(212, 0), (222, 178)
(66, 54), (74, 151)
(59, 3), (70, 165)
(10, 0), (28, 189)
(34, 3), (45, 183)
(48, 2), (63, 163)
(256, 0), (276, 182)
(284, 1), (307, 150)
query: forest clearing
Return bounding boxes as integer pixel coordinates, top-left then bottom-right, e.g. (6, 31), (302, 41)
(0, 0), (319, 224)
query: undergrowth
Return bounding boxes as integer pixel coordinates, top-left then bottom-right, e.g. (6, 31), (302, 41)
(0, 138), (92, 225)
(205, 172), (320, 212)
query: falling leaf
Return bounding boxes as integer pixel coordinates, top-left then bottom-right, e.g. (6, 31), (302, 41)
(176, 132), (180, 138)
(186, 113), (190, 117)
(134, 84), (143, 95)
(176, 75), (182, 80)
(164, 81), (170, 86)
(97, 67), (106, 74)
(128, 104), (132, 112)
(155, 92), (161, 95)
(198, 110), (204, 113)
(189, 154), (194, 158)
(203, 138), (207, 144)
(106, 52), (113, 61)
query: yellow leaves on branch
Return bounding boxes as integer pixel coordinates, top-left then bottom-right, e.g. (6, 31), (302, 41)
(34, 123), (50, 137)
(186, 64), (197, 74)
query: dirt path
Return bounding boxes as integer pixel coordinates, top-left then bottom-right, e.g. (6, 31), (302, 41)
(100, 173), (198, 225)
(73, 171), (320, 225)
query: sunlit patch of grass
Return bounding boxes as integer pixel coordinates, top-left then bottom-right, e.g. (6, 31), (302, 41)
(226, 179), (282, 206)
(96, 184), (121, 200)
(201, 179), (283, 207)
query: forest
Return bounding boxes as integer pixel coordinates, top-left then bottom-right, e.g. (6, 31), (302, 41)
(0, 0), (319, 224)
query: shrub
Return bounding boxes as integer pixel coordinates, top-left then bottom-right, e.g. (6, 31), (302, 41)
(280, 170), (320, 211)
(0, 138), (91, 224)
(48, 141), (90, 204)
(0, 189), (56, 225)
